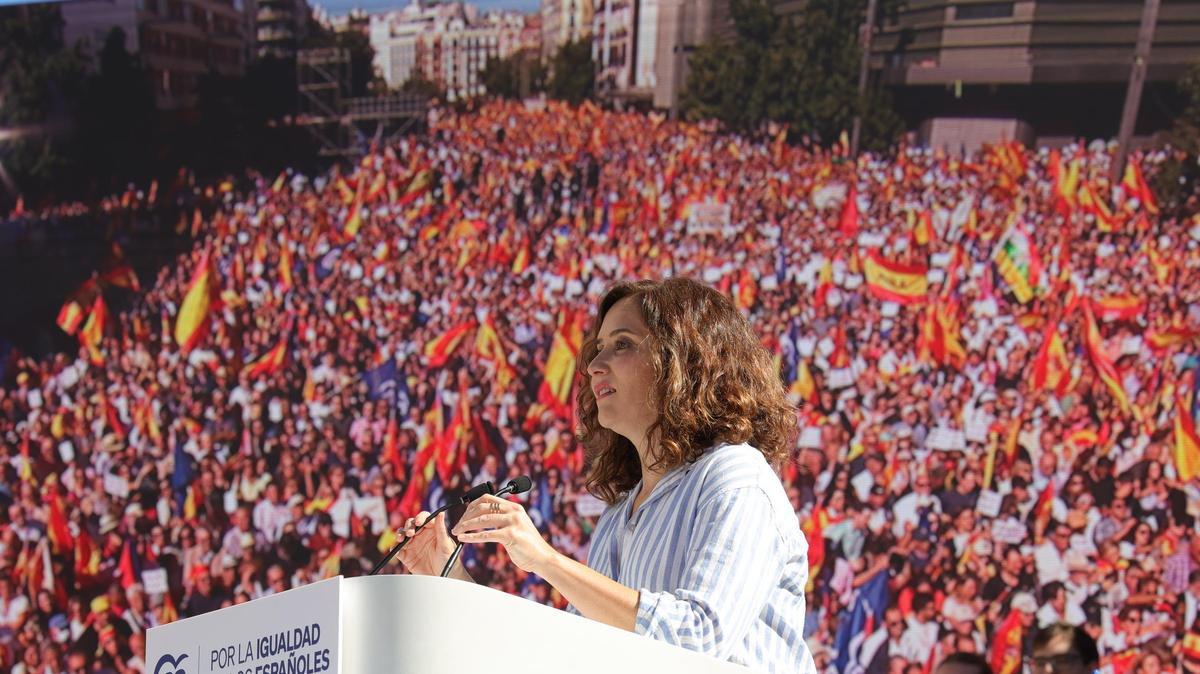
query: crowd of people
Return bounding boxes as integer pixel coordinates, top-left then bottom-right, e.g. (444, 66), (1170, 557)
(0, 98), (1198, 674)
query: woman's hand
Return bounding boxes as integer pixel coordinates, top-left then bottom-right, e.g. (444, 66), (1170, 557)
(397, 511), (456, 576)
(451, 495), (557, 574)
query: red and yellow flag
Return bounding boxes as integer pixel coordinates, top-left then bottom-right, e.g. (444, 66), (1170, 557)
(79, 295), (108, 365)
(863, 250), (928, 304)
(57, 300), (84, 336)
(244, 339), (288, 378)
(1083, 306), (1131, 414)
(1121, 160), (1158, 215)
(1092, 295), (1144, 322)
(990, 610), (1025, 674)
(174, 249), (219, 354)
(1077, 181), (1116, 232)
(918, 299), (966, 369)
(538, 309), (585, 418)
(279, 241), (294, 291)
(475, 315), (516, 391)
(1031, 322), (1072, 396)
(1173, 372), (1200, 482)
(424, 320), (475, 368)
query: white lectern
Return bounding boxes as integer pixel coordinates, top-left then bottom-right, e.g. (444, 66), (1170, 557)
(147, 575), (757, 674)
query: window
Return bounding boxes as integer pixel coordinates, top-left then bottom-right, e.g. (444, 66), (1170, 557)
(954, 2), (1013, 20)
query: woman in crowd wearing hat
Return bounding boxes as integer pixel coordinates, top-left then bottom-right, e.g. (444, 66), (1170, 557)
(400, 278), (815, 673)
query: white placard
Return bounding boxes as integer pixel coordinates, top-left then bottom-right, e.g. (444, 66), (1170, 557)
(687, 203), (731, 235)
(926, 427), (967, 451)
(142, 568), (169, 595)
(798, 426), (824, 449)
(58, 440), (75, 463)
(992, 519), (1027, 545)
(103, 473), (130, 499)
(976, 490), (1002, 518)
(329, 498), (353, 539)
(964, 419), (990, 444)
(826, 368), (854, 390)
(147, 576), (341, 674)
(352, 497), (387, 535)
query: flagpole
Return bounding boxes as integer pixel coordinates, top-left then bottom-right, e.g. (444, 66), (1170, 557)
(1112, 0), (1161, 183)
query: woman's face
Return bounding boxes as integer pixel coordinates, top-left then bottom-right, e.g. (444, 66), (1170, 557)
(586, 297), (658, 450)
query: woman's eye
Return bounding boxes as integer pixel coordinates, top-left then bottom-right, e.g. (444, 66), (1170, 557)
(614, 340), (630, 350)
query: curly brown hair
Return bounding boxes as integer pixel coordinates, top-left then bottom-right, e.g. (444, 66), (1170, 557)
(575, 277), (799, 504)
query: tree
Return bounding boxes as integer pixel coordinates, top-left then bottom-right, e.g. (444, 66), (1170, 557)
(1170, 61), (1200, 156)
(680, 0), (902, 151)
(481, 54), (521, 100)
(402, 72), (445, 102)
(0, 5), (88, 206)
(548, 39), (594, 105)
(75, 27), (158, 192)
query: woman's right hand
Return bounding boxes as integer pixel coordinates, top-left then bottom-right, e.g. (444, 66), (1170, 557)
(397, 511), (456, 576)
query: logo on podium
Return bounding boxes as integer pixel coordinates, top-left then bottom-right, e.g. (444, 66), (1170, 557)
(154, 652), (189, 674)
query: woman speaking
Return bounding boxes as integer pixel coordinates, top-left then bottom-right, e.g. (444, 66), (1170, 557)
(399, 278), (816, 674)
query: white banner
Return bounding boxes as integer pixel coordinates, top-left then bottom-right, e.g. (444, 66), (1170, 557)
(147, 576), (341, 674)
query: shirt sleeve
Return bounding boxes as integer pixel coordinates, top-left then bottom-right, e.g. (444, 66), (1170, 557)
(633, 486), (790, 660)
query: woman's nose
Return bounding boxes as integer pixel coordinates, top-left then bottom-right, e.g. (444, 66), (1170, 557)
(586, 353), (608, 377)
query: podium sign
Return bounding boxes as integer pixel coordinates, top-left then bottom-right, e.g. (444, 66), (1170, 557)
(147, 577), (342, 674)
(150, 574), (756, 674)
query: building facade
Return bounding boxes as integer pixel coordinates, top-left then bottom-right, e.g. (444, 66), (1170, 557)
(251, 0), (310, 60)
(370, 1), (539, 100)
(62, 0), (248, 110)
(542, 0), (594, 61)
(869, 0), (1200, 149)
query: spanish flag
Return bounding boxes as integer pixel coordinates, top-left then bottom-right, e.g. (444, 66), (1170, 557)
(1092, 295), (1144, 322)
(475, 315), (516, 391)
(56, 300), (84, 336)
(79, 295), (108, 365)
(1031, 322), (1071, 396)
(278, 241), (294, 291)
(1077, 181), (1116, 232)
(918, 299), (966, 369)
(46, 487), (74, 554)
(1146, 244), (1171, 285)
(1121, 160), (1158, 214)
(436, 385), (472, 483)
(1147, 323), (1199, 351)
(1174, 372), (1200, 482)
(813, 259), (834, 307)
(1049, 150), (1080, 215)
(863, 250), (928, 304)
(335, 178), (355, 205)
(791, 359), (818, 406)
(538, 309), (584, 418)
(244, 338), (288, 378)
(1083, 306), (1131, 414)
(990, 610), (1025, 674)
(398, 168), (433, 206)
(511, 239), (531, 275)
(424, 320), (475, 368)
(911, 209), (935, 246)
(174, 249), (219, 354)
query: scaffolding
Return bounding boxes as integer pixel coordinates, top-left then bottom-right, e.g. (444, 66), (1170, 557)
(296, 48), (430, 157)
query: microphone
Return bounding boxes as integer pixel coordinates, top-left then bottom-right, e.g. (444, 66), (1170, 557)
(368, 480), (497, 576)
(460, 480), (496, 503)
(440, 475), (533, 578)
(499, 475), (533, 496)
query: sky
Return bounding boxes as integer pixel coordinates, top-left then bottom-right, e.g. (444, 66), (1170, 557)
(313, 0), (540, 16)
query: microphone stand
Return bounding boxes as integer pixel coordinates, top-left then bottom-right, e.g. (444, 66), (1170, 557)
(439, 478), (532, 578)
(368, 481), (495, 576)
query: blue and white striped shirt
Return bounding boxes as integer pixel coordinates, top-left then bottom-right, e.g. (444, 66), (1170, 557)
(568, 442), (817, 674)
